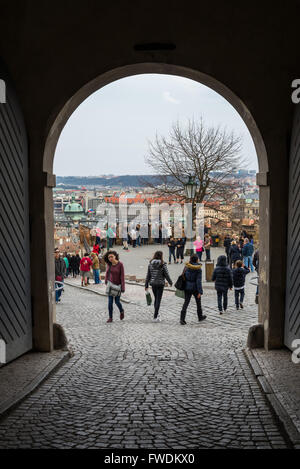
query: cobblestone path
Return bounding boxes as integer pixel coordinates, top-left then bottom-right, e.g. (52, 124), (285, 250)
(0, 286), (290, 449)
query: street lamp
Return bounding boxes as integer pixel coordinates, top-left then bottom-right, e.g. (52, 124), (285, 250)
(184, 176), (197, 256)
(184, 175), (197, 200)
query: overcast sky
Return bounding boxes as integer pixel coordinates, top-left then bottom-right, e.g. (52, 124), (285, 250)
(54, 74), (258, 176)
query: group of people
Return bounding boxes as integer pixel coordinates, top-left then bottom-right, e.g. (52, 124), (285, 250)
(54, 243), (105, 303)
(223, 232), (258, 272)
(167, 233), (213, 264)
(55, 230), (258, 321)
(103, 247), (252, 325)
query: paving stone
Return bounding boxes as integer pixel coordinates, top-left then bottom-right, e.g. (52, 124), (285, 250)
(0, 284), (290, 449)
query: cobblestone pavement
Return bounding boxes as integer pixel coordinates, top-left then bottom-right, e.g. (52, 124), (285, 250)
(252, 349), (300, 436)
(0, 286), (290, 449)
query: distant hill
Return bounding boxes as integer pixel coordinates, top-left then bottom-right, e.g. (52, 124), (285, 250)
(56, 175), (161, 187)
(56, 171), (256, 189)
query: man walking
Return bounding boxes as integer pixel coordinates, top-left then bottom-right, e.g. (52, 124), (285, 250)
(242, 238), (254, 272)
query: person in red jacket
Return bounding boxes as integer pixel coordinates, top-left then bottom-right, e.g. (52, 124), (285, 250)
(80, 252), (93, 286)
(104, 250), (125, 323)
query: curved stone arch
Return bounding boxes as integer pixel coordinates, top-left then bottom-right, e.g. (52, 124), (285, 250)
(43, 63), (268, 174)
(43, 62), (270, 348)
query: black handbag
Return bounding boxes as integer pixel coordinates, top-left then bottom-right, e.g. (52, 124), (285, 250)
(175, 273), (186, 291)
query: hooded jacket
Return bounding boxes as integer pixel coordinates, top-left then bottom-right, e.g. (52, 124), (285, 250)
(229, 244), (242, 263)
(232, 266), (250, 288)
(145, 259), (172, 288)
(212, 255), (233, 291)
(183, 262), (203, 294)
(242, 242), (254, 257)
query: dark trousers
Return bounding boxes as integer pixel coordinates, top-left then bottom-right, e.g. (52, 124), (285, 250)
(196, 251), (203, 262)
(217, 290), (228, 311)
(234, 288), (245, 306)
(181, 291), (203, 321)
(205, 249), (211, 261)
(152, 285), (164, 318)
(176, 247), (184, 260)
(169, 249), (176, 262)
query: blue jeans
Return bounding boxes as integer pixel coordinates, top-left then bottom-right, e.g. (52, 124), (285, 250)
(55, 282), (63, 303)
(93, 269), (100, 284)
(234, 288), (245, 306)
(243, 256), (254, 272)
(108, 295), (123, 319)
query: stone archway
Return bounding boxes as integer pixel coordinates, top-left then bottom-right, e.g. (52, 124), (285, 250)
(42, 63), (270, 350)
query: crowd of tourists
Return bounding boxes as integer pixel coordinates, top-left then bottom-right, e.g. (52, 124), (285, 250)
(55, 230), (258, 322)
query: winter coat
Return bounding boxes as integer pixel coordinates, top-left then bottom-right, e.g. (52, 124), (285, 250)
(193, 239), (204, 252)
(224, 237), (232, 251)
(168, 240), (176, 252)
(55, 257), (66, 278)
(212, 256), (233, 292)
(232, 267), (250, 288)
(176, 238), (186, 249)
(229, 245), (242, 263)
(183, 262), (203, 294)
(145, 259), (172, 288)
(242, 242), (254, 257)
(204, 236), (211, 249)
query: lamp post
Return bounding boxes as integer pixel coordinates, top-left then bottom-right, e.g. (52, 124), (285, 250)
(184, 176), (197, 256)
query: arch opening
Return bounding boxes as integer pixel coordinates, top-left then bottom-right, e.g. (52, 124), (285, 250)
(42, 63), (270, 350)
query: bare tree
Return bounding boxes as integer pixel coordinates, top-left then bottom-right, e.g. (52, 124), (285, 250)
(144, 118), (245, 210)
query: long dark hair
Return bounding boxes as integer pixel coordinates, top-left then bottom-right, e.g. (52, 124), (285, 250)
(151, 251), (164, 264)
(103, 250), (119, 265)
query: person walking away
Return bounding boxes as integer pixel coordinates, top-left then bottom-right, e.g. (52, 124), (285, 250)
(176, 238), (185, 264)
(91, 252), (101, 284)
(232, 260), (250, 309)
(212, 255), (233, 314)
(204, 234), (211, 261)
(80, 253), (93, 287)
(104, 250), (125, 323)
(54, 249), (65, 303)
(242, 238), (254, 272)
(145, 251), (172, 322)
(180, 254), (206, 325)
(224, 235), (232, 264)
(228, 240), (242, 269)
(168, 237), (177, 264)
(193, 236), (204, 262)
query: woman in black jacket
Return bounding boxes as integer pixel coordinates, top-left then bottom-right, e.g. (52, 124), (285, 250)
(145, 251), (172, 322)
(212, 255), (233, 314)
(229, 241), (242, 269)
(180, 255), (207, 325)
